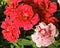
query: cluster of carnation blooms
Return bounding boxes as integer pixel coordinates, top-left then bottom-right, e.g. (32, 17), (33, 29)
(1, 0), (59, 47)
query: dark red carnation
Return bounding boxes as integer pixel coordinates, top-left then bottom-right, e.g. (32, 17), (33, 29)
(33, 0), (58, 25)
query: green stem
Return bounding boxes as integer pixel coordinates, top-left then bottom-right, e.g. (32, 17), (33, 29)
(12, 42), (19, 48)
(22, 45), (24, 48)
(10, 44), (14, 48)
(24, 31), (26, 38)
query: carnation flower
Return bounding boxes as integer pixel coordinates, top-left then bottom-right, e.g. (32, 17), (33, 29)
(31, 22), (59, 47)
(34, 0), (57, 13)
(1, 17), (20, 42)
(16, 4), (39, 30)
(33, 0), (58, 25)
(4, 3), (39, 30)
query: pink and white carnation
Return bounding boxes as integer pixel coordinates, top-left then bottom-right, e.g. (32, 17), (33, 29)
(31, 22), (59, 47)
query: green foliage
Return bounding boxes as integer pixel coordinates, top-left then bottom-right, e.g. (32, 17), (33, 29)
(9, 38), (37, 48)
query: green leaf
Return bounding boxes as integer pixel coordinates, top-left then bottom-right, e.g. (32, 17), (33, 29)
(18, 38), (38, 48)
(53, 41), (60, 47)
(30, 41), (37, 48)
(48, 44), (56, 48)
(15, 46), (20, 48)
(17, 38), (23, 45)
(26, 36), (31, 39)
(18, 39), (32, 46)
(12, 42), (19, 48)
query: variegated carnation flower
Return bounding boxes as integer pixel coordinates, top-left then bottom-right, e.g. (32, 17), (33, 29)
(31, 22), (59, 47)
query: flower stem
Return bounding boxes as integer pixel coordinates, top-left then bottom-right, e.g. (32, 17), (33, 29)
(12, 42), (19, 48)
(22, 45), (24, 48)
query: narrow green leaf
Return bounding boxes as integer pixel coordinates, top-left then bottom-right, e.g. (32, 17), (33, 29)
(18, 38), (32, 46)
(21, 39), (32, 45)
(26, 36), (31, 39)
(10, 44), (14, 48)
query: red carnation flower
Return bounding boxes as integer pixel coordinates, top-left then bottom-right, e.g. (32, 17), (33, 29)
(16, 4), (39, 30)
(1, 17), (20, 42)
(4, 4), (39, 30)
